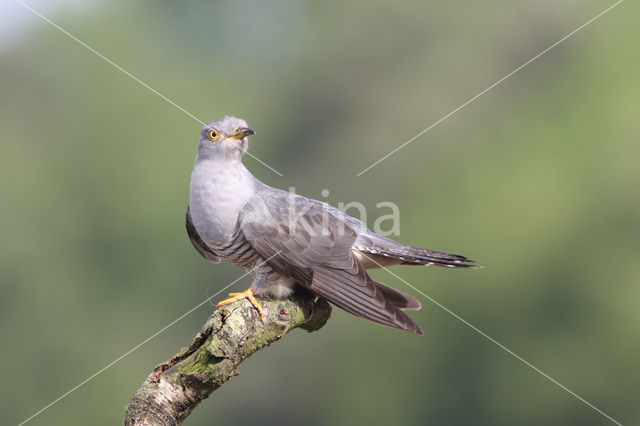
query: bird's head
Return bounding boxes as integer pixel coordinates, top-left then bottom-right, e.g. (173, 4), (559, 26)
(196, 116), (255, 161)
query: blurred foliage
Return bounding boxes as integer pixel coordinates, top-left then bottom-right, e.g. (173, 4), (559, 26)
(1, 0), (639, 425)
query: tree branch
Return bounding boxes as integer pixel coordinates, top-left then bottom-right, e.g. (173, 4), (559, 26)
(124, 290), (332, 425)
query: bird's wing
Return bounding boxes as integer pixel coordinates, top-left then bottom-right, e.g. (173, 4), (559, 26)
(239, 190), (422, 334)
(238, 191), (355, 282)
(186, 205), (221, 264)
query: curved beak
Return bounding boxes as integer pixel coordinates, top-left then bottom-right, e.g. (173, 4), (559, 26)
(226, 127), (255, 140)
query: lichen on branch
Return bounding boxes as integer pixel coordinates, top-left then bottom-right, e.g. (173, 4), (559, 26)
(124, 290), (331, 425)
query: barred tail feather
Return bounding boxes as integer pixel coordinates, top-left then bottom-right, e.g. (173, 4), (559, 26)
(358, 245), (478, 268)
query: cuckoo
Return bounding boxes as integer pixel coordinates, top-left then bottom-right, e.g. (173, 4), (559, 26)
(187, 116), (476, 335)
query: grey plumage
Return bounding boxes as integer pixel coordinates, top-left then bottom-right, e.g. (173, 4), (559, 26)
(186, 206), (220, 264)
(187, 116), (476, 335)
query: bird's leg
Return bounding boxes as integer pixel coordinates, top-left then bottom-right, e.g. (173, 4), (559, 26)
(216, 287), (265, 319)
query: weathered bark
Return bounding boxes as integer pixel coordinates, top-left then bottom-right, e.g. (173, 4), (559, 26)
(124, 290), (331, 425)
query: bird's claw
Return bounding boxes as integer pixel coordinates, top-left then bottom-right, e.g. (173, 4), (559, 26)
(216, 287), (265, 320)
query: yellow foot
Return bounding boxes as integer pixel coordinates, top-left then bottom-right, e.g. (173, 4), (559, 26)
(216, 287), (265, 319)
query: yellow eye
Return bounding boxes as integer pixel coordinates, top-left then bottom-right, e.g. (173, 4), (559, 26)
(207, 129), (220, 141)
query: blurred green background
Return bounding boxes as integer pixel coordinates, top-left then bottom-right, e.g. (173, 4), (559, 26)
(1, 0), (638, 425)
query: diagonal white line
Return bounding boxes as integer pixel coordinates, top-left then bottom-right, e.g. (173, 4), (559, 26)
(15, 0), (284, 177)
(240, 146), (284, 177)
(14, 0), (625, 423)
(356, 0), (624, 176)
(17, 252), (281, 426)
(359, 253), (622, 426)
(15, 0), (202, 124)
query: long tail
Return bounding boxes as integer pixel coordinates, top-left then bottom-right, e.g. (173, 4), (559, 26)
(357, 245), (478, 268)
